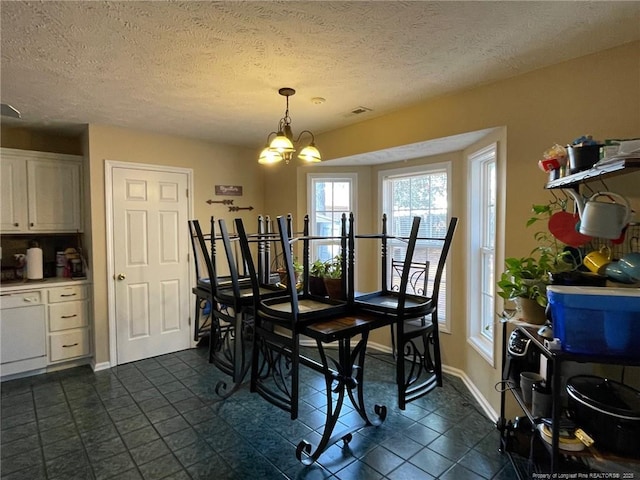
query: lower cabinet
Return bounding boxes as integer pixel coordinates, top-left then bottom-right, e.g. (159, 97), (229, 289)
(47, 285), (91, 364)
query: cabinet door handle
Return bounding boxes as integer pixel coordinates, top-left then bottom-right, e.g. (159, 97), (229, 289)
(61, 314), (77, 319)
(14, 222), (19, 227)
(60, 293), (77, 297)
(62, 343), (79, 348)
(30, 222), (34, 227)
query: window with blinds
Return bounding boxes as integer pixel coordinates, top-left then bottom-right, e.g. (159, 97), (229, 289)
(381, 163), (451, 332)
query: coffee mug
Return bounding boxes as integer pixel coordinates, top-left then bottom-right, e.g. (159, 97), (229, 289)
(619, 252), (640, 281)
(583, 246), (611, 274)
(532, 383), (552, 418)
(604, 261), (635, 284)
(520, 372), (544, 405)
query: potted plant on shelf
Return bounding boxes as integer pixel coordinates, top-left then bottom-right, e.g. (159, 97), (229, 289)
(309, 259), (329, 296)
(497, 202), (578, 324)
(323, 254), (344, 300)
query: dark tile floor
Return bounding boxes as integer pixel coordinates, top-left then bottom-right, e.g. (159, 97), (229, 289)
(1, 345), (516, 480)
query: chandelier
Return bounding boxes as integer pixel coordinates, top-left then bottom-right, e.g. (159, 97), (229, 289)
(258, 87), (321, 165)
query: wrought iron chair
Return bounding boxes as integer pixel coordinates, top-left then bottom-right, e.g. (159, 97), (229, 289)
(395, 217), (457, 409)
(353, 215), (458, 409)
(210, 218), (282, 393)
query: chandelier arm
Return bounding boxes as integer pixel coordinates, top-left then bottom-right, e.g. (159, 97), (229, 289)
(294, 130), (316, 144)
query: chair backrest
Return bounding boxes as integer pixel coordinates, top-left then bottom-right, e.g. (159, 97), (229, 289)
(235, 217), (266, 312)
(217, 218), (244, 299)
(188, 219), (215, 289)
(391, 258), (430, 296)
(274, 215), (302, 324)
(429, 217), (458, 305)
(395, 216), (423, 316)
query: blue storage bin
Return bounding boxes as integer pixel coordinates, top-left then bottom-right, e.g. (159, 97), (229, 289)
(547, 286), (640, 358)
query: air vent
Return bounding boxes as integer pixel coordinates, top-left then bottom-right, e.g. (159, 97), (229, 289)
(348, 106), (372, 115)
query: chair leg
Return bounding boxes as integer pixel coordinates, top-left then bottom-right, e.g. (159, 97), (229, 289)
(431, 313), (443, 387)
(193, 294), (202, 342)
(395, 323), (407, 410)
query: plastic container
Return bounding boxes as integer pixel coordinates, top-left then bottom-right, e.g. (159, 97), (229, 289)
(547, 285), (640, 358)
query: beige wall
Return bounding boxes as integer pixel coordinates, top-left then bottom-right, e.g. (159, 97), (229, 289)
(84, 124), (262, 364)
(271, 41), (640, 414)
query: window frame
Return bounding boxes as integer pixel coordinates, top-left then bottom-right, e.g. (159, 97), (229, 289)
(378, 161), (452, 334)
(306, 172), (357, 264)
(466, 143), (497, 366)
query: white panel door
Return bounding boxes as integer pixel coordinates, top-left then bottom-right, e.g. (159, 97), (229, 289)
(112, 167), (190, 364)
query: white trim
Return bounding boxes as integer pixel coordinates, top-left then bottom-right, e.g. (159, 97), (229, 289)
(92, 360), (112, 372)
(441, 364), (499, 422)
(466, 143), (497, 366)
(105, 160), (194, 367)
(377, 161), (453, 334)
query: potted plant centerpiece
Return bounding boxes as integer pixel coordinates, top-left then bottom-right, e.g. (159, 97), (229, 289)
(497, 202), (578, 324)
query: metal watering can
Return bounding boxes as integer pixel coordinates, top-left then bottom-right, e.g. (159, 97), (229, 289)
(567, 190), (632, 240)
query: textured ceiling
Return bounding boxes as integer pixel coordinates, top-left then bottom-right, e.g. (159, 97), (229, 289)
(1, 1), (639, 153)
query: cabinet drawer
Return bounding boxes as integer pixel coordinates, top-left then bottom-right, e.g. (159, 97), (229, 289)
(48, 285), (86, 303)
(49, 329), (89, 362)
(48, 301), (87, 331)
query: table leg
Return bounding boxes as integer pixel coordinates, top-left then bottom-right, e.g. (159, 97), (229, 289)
(296, 332), (387, 465)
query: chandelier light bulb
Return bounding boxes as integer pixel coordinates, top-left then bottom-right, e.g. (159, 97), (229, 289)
(258, 147), (283, 165)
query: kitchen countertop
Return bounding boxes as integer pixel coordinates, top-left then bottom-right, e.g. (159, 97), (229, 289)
(0, 277), (89, 293)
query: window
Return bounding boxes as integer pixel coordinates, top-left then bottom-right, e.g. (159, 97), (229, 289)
(467, 144), (497, 365)
(307, 174), (356, 262)
(380, 163), (451, 332)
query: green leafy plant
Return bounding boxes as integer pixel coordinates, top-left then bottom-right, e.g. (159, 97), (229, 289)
(324, 254), (343, 279)
(497, 202), (578, 308)
(310, 259), (329, 277)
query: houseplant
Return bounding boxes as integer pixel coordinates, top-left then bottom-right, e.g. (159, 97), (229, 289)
(323, 254), (345, 300)
(497, 202), (578, 323)
(276, 257), (303, 287)
(309, 259), (329, 296)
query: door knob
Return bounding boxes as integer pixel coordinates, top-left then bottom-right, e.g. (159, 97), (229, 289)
(117, 273), (126, 280)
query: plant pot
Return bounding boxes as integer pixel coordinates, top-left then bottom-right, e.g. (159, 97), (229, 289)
(277, 268), (299, 287)
(323, 277), (344, 300)
(515, 297), (547, 325)
(309, 275), (327, 296)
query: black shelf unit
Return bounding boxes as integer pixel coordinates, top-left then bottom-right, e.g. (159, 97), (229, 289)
(498, 322), (640, 478)
(545, 156), (640, 189)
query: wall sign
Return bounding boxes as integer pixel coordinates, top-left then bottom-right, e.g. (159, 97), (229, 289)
(215, 185), (243, 196)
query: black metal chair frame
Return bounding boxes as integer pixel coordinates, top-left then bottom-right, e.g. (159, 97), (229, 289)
(352, 214), (458, 410)
(208, 217), (284, 397)
(188, 220), (213, 342)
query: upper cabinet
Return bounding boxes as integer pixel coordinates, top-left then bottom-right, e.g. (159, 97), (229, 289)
(0, 148), (83, 233)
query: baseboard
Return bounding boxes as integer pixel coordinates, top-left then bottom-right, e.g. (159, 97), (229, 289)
(92, 360), (111, 372)
(441, 364), (499, 422)
(300, 339), (498, 422)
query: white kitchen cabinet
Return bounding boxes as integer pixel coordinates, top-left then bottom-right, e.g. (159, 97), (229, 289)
(47, 285), (91, 364)
(0, 155), (28, 232)
(0, 148), (83, 233)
